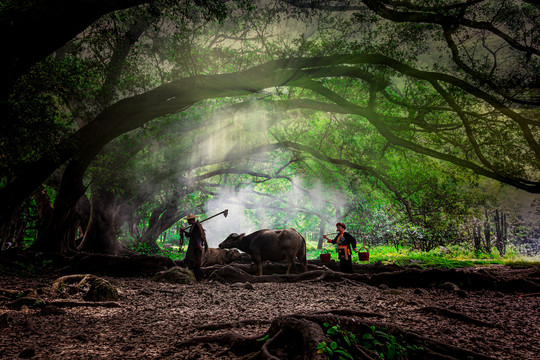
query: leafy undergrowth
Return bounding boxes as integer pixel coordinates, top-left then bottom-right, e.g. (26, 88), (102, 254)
(318, 322), (425, 360)
(307, 244), (540, 269)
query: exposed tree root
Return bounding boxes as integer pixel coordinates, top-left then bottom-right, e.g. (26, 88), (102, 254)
(206, 264), (540, 294)
(171, 311), (499, 360)
(196, 319), (272, 331)
(137, 287), (184, 295)
(166, 331), (263, 359)
(419, 306), (497, 328)
(519, 292), (540, 298)
(51, 274), (97, 293)
(260, 329), (283, 360)
(311, 308), (386, 319)
(6, 298), (122, 309)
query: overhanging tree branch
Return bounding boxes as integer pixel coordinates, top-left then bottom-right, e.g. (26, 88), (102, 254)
(295, 79), (540, 192)
(3, 52), (540, 222)
(360, 0), (540, 58)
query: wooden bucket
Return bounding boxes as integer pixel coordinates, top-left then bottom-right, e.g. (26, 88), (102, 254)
(358, 247), (370, 261)
(320, 249), (331, 262)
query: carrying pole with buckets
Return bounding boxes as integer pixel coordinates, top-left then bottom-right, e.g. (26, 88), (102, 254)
(321, 232), (370, 262)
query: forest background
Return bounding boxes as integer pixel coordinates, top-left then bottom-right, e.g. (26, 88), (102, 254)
(1, 0), (539, 266)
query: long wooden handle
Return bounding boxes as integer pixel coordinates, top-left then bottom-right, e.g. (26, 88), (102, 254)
(181, 209), (228, 231)
(200, 209), (228, 224)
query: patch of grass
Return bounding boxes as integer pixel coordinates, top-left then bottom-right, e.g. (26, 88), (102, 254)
(146, 237), (540, 269)
(501, 257), (540, 268)
(306, 242), (540, 269)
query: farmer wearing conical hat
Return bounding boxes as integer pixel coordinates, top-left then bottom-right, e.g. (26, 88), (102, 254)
(181, 213), (208, 281)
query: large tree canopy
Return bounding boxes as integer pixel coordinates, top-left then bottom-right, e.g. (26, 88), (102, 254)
(0, 0), (538, 253)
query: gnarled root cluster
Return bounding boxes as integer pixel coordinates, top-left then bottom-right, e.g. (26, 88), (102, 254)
(171, 310), (496, 360)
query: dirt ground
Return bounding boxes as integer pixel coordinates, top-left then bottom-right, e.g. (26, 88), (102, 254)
(0, 263), (538, 359)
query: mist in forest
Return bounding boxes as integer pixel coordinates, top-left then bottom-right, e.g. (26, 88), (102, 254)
(201, 188), (258, 248)
(176, 88), (349, 247)
(202, 177), (348, 248)
(187, 101), (276, 168)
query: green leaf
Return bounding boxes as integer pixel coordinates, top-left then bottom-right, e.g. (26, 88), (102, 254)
(256, 334), (270, 342)
(334, 349), (354, 360)
(387, 343), (396, 359)
(330, 341), (338, 350)
(327, 348), (334, 356)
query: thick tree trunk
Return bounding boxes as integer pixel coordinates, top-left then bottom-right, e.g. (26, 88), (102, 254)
(484, 209), (492, 253)
(78, 188), (127, 255)
(317, 217), (325, 250)
(473, 223), (482, 253)
(127, 215), (141, 240)
(495, 209), (508, 257)
(0, 203), (28, 250)
(137, 203), (183, 253)
(31, 162), (88, 254)
(34, 185), (54, 230)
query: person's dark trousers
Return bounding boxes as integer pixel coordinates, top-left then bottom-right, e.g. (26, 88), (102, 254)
(339, 259), (353, 273)
(193, 267), (204, 281)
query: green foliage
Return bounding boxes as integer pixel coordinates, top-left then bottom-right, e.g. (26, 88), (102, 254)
(124, 239), (183, 261)
(317, 322), (424, 360)
(360, 325), (423, 360)
(4, 0), (540, 258)
(125, 240), (156, 255)
(317, 322), (358, 360)
(2, 55), (99, 183)
(158, 248), (184, 261)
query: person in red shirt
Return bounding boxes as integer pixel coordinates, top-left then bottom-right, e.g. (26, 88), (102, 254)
(323, 222), (358, 273)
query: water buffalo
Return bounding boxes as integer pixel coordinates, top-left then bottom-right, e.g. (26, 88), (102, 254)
(218, 228), (308, 276)
(201, 248), (242, 266)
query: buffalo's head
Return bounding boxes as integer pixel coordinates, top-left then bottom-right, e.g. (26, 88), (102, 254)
(219, 233), (245, 249)
(228, 248), (242, 261)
